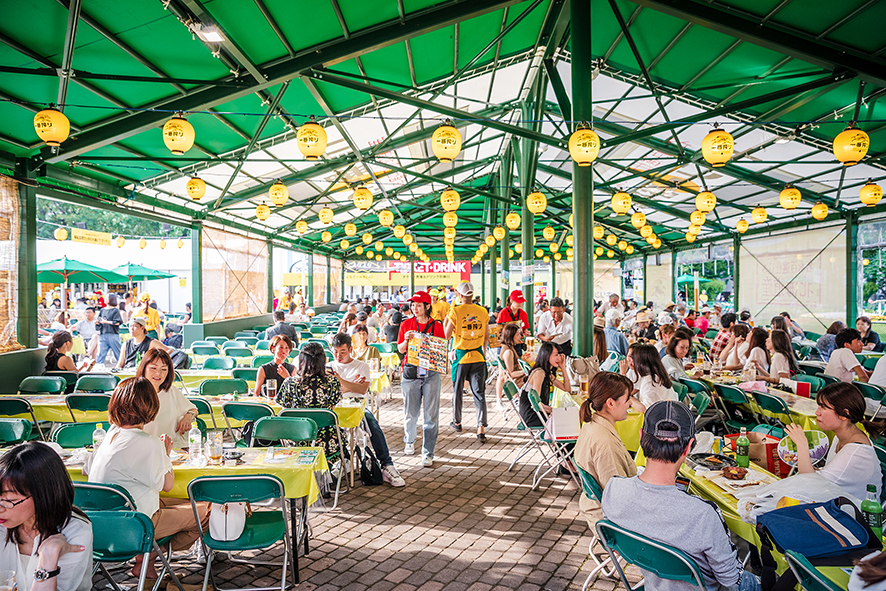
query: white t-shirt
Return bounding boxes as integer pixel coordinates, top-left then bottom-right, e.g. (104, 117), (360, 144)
(870, 355), (886, 389)
(536, 311), (574, 345)
(76, 318), (98, 340)
(769, 351), (791, 378)
(824, 348), (861, 383)
(819, 437), (882, 501)
(744, 347), (770, 373)
(0, 516), (93, 591)
(636, 375), (678, 407)
(726, 342), (749, 367)
(330, 359), (370, 389)
(88, 426), (172, 517)
(143, 386), (198, 449)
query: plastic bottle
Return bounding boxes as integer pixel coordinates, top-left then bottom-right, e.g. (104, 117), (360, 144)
(92, 423), (106, 450)
(736, 427), (750, 468)
(862, 484), (883, 541)
(188, 422), (202, 463)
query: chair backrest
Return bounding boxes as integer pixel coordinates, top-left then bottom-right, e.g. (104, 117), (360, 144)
(234, 331), (258, 338)
(66, 393), (111, 413)
(299, 331), (313, 340)
(713, 383), (750, 405)
(819, 374), (841, 385)
(278, 408), (339, 431)
(74, 374), (118, 393)
(192, 345), (221, 357)
(18, 376), (66, 396)
(798, 362), (824, 376)
(86, 510), (155, 561)
(200, 378), (249, 398)
(0, 419), (31, 444)
(576, 465), (604, 502)
(53, 422), (101, 448)
(671, 381), (689, 402)
(679, 378), (711, 397)
(252, 355), (275, 368)
(255, 340), (271, 351)
(73, 482), (136, 510)
(292, 323), (309, 330)
(235, 337), (258, 347)
(595, 519), (709, 589)
(0, 397), (34, 419)
(190, 341), (215, 348)
(753, 391), (792, 420)
(309, 326), (327, 335)
(863, 356), (881, 371)
(205, 337), (228, 345)
(502, 380), (519, 402)
(370, 342), (396, 354)
(784, 550), (842, 591)
(252, 416), (318, 445)
(188, 474), (285, 505)
(187, 396), (214, 418)
(222, 401), (274, 422)
(225, 347), (253, 358)
(202, 356), (236, 370)
(794, 374), (825, 394)
(220, 340), (243, 350)
(804, 332), (822, 342)
(43, 371), (78, 392)
(232, 368), (259, 383)
(691, 390), (711, 418)
(705, 329), (719, 339)
(856, 382), (886, 404)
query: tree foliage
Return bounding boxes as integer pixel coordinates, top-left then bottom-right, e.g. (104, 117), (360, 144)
(37, 197), (188, 240)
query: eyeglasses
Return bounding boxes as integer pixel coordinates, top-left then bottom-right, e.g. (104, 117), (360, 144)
(0, 496), (30, 509)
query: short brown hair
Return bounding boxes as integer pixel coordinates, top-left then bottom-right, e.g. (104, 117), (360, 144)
(269, 335), (293, 352)
(579, 372), (633, 422)
(108, 377), (159, 427)
(135, 349), (175, 392)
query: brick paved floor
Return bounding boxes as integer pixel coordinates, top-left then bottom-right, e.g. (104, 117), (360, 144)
(98, 379), (642, 590)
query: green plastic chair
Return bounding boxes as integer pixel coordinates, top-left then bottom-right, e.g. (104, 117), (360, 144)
(18, 375), (67, 396)
(256, 340), (271, 351)
(0, 397), (43, 440)
(712, 383), (759, 431)
(225, 347), (254, 358)
(299, 331), (312, 341)
(753, 390), (794, 425)
(206, 337), (228, 346)
(671, 381), (689, 404)
(74, 374), (118, 393)
(235, 337), (259, 347)
(305, 338), (331, 350)
(309, 326), (327, 335)
(65, 393), (111, 422)
(220, 340), (244, 350)
(234, 331), (257, 338)
(277, 409), (345, 508)
(200, 378), (249, 398)
(819, 374), (841, 386)
(252, 416), (318, 446)
(784, 550), (841, 591)
(233, 368), (259, 384)
(190, 341), (216, 348)
(369, 342), (397, 354)
(595, 519), (709, 591)
(804, 331), (822, 342)
(794, 374), (825, 395)
(0, 419), (32, 445)
(43, 370), (78, 393)
(73, 481), (135, 510)
(252, 355), (275, 368)
(187, 396), (217, 429)
(690, 390), (711, 427)
(292, 323), (309, 330)
(202, 357), (236, 371)
(193, 345), (221, 357)
(863, 356), (881, 371)
(52, 422), (101, 448)
(576, 467), (619, 587)
(187, 475), (297, 588)
(526, 389), (580, 491)
(222, 401), (275, 446)
(856, 382), (886, 417)
(704, 329), (719, 339)
(798, 362), (824, 376)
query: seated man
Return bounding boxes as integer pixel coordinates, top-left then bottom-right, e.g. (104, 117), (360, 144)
(824, 328), (870, 384)
(116, 317), (171, 369)
(602, 400), (760, 591)
(329, 333), (405, 488)
(265, 310), (299, 343)
(163, 326), (183, 349)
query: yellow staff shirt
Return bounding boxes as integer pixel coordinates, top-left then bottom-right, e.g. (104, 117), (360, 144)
(446, 303), (489, 364)
(431, 299), (450, 323)
(132, 307), (161, 331)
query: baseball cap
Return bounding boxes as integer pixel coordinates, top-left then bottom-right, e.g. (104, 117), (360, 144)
(605, 308), (624, 322)
(356, 311), (368, 321)
(657, 312), (672, 326)
(508, 290), (526, 304)
(642, 400), (695, 441)
(130, 316), (147, 327)
(407, 291), (432, 305)
(456, 281), (474, 296)
(701, 306), (711, 314)
(428, 289), (439, 297)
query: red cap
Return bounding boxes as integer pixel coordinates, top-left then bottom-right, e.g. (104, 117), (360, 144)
(407, 291), (432, 305)
(508, 290), (526, 304)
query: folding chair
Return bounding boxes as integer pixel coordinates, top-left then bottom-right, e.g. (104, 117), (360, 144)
(224, 347), (253, 359)
(222, 401), (275, 447)
(187, 396), (218, 429)
(863, 356), (880, 372)
(575, 468), (619, 589)
(188, 475), (297, 590)
(65, 393), (111, 423)
(753, 390), (794, 430)
(200, 378), (249, 399)
(278, 409), (347, 509)
(255, 340), (271, 351)
(502, 382), (553, 476)
(596, 519), (710, 591)
(192, 345), (221, 357)
(220, 341), (243, 350)
(234, 337), (259, 347)
(0, 419), (32, 445)
(856, 382), (886, 419)
(794, 374), (825, 395)
(233, 331), (257, 338)
(43, 370), (78, 393)
(52, 422), (101, 448)
(203, 357), (236, 371)
(252, 416), (318, 446)
(712, 383), (760, 432)
(18, 375), (67, 396)
(233, 368), (259, 385)
(526, 389), (581, 491)
(252, 355), (275, 368)
(74, 374), (118, 394)
(784, 550), (842, 591)
(205, 337), (228, 346)
(798, 362), (824, 376)
(680, 378), (719, 428)
(819, 374), (841, 386)
(0, 397), (44, 440)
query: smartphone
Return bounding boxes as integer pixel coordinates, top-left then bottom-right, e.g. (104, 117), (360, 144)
(675, 476), (691, 492)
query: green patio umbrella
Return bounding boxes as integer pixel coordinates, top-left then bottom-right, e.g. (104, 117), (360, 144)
(110, 263), (177, 290)
(675, 274), (711, 285)
(36, 257), (130, 309)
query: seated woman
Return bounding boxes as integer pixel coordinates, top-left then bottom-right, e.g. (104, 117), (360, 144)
(770, 315), (789, 334)
(254, 335), (294, 398)
(88, 377), (209, 579)
(574, 372), (637, 525)
(496, 324), (527, 410)
(138, 349), (198, 449)
(518, 342), (571, 429)
(350, 325), (381, 366)
(785, 382), (882, 500)
(50, 311), (70, 333)
(661, 328), (698, 381)
(744, 326), (770, 375)
(816, 321), (846, 362)
(624, 343), (677, 412)
(655, 324), (676, 358)
(276, 342), (343, 459)
(719, 324), (750, 371)
(44, 331), (79, 373)
(858, 316), (882, 352)
(759, 329), (799, 384)
(0, 442), (92, 591)
(337, 313), (357, 336)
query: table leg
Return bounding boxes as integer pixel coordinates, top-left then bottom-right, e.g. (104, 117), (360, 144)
(288, 498), (300, 584)
(348, 428), (356, 488)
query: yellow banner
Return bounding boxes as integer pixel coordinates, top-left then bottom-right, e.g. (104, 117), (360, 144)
(346, 272), (464, 287)
(71, 228), (112, 246)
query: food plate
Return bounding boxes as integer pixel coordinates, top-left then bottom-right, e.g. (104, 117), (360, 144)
(223, 450), (245, 461)
(688, 453), (738, 469)
(777, 430), (829, 467)
(707, 468), (778, 493)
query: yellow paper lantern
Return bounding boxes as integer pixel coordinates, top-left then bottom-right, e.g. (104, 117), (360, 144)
(319, 207), (334, 224)
(369, 253), (377, 260)
(54, 227), (67, 241)
(542, 226), (555, 241)
(480, 244), (489, 254)
(295, 220), (308, 234)
(385, 247), (393, 256)
(550, 242), (559, 253)
(568, 125), (601, 166)
(514, 243), (523, 254)
(701, 127), (734, 167)
(543, 255), (551, 263)
(33, 106), (70, 146)
(527, 191), (547, 214)
(321, 231), (332, 243)
(554, 253), (562, 261)
(409, 243), (418, 252)
(646, 235), (656, 245)
(403, 235), (413, 246)
(344, 223), (357, 236)
(186, 177), (206, 200)
(833, 123), (869, 166)
(269, 181), (289, 206)
(375, 241), (384, 251)
(595, 246), (604, 257)
(506, 212), (521, 230)
(640, 225), (653, 238)
(690, 210), (706, 226)
(116, 236), (125, 248)
(569, 213), (574, 228)
(606, 234), (617, 246)
(626, 244), (634, 255)
(617, 240), (627, 251)
(653, 238), (662, 249)
(779, 186), (802, 210)
(431, 120), (462, 163)
(159, 239), (166, 250)
(688, 224), (701, 236)
(535, 248), (544, 258)
(484, 235), (495, 247)
(493, 226), (506, 241)
(362, 233), (373, 245)
(860, 180), (883, 206)
(356, 245), (364, 255)
(566, 235), (574, 247)
(630, 212), (646, 229)
(509, 249), (514, 257)
(685, 232), (696, 243)
(695, 191), (717, 213)
(353, 187), (373, 210)
(393, 225), (406, 238)
(255, 204), (270, 221)
(567, 248), (574, 257)
(296, 116), (327, 160)
(443, 227), (456, 239)
(606, 250), (615, 258)
(340, 239), (350, 250)
(440, 188), (461, 211)
(811, 202), (829, 220)
(162, 112), (195, 155)
(736, 219), (749, 234)
(443, 212), (458, 228)
(139, 238), (147, 249)
(444, 237), (454, 246)
(177, 238), (184, 249)
(374, 255), (382, 261)
(752, 206), (768, 224)
(593, 226), (604, 240)
(864, 258), (870, 266)
(378, 209), (394, 227)
(610, 192), (632, 214)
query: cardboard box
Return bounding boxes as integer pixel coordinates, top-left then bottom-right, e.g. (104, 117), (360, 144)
(726, 431), (790, 478)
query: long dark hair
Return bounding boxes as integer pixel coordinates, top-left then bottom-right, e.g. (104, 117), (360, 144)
(500, 323), (520, 349)
(747, 327), (770, 365)
(826, 321), (846, 335)
(532, 342), (559, 382)
(46, 330), (72, 363)
(770, 316), (788, 332)
(593, 327), (607, 361)
(769, 330), (799, 375)
(665, 331), (692, 359)
(0, 442), (86, 547)
(629, 343), (672, 388)
(298, 342), (327, 378)
(817, 382), (884, 436)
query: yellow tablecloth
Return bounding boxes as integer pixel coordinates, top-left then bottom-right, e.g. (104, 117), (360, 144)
(117, 369), (235, 389)
(552, 390), (644, 452)
(703, 376), (821, 431)
(201, 396), (366, 430)
(71, 336), (85, 356)
(371, 371), (390, 395)
(5, 395), (105, 423)
(379, 353), (399, 370)
(68, 447), (328, 505)
(819, 566), (851, 590)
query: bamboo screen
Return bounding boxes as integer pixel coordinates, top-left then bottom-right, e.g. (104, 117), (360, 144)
(329, 257), (342, 304)
(202, 228), (268, 321)
(645, 255), (673, 309)
(0, 176), (20, 352)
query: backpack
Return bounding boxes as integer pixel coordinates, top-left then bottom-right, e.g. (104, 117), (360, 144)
(357, 445), (383, 486)
(169, 348), (191, 369)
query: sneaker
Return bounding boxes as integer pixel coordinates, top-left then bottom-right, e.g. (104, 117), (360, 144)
(422, 457), (434, 467)
(404, 443), (415, 455)
(449, 421), (462, 432)
(477, 433), (487, 443)
(382, 465), (406, 487)
(494, 400), (506, 412)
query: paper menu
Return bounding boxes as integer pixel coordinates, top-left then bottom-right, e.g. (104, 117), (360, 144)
(406, 333), (449, 373)
(489, 320), (522, 348)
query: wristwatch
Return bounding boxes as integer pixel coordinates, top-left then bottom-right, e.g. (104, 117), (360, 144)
(33, 567), (61, 582)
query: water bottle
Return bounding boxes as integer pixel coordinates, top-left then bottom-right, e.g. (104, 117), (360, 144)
(92, 423), (106, 450)
(188, 422), (202, 462)
(862, 484), (883, 540)
(736, 427), (750, 468)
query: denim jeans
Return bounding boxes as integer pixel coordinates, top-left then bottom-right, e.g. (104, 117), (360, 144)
(363, 410), (393, 468)
(97, 333), (121, 366)
(402, 370), (441, 459)
(453, 361), (487, 428)
(729, 572), (761, 591)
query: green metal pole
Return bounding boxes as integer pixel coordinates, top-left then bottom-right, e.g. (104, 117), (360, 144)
(307, 252), (314, 308)
(733, 234), (740, 310)
(489, 204), (498, 309)
(500, 154), (513, 306)
(643, 255), (648, 305)
(410, 259), (415, 294)
(267, 241), (274, 313)
(15, 159), (38, 349)
(847, 212), (859, 325)
(190, 224), (203, 324)
(572, 0), (594, 356)
(480, 259), (486, 301)
(551, 258), (557, 299)
(326, 254), (331, 305)
(671, 250), (677, 302)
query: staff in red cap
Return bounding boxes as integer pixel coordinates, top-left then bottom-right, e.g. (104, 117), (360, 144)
(397, 290), (446, 467)
(497, 290), (530, 357)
